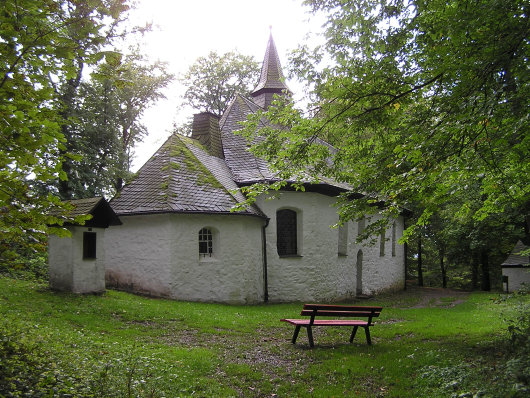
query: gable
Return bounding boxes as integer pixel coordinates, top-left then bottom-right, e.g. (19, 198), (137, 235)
(57, 197), (121, 228)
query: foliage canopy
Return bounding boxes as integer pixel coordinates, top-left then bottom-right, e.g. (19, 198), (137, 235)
(0, 0), (130, 267)
(242, 0), (529, 240)
(180, 51), (260, 116)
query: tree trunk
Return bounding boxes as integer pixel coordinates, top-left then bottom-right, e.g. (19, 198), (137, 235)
(471, 251), (479, 290)
(417, 237), (424, 287)
(480, 249), (491, 291)
(440, 249), (447, 288)
(58, 58), (84, 200)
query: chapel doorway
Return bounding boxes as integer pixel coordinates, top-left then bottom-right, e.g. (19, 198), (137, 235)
(356, 249), (363, 296)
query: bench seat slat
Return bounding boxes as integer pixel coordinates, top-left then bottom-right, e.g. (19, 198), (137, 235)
(303, 304), (383, 312)
(281, 319), (369, 326)
(300, 310), (380, 318)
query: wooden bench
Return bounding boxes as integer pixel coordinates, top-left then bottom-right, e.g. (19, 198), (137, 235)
(281, 304), (383, 347)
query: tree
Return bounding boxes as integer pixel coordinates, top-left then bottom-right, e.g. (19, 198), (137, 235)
(180, 51), (260, 116)
(240, 0), (528, 242)
(0, 0), (130, 268)
(55, 49), (173, 197)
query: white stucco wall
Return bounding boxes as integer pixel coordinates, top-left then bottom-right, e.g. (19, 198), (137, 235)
(105, 214), (173, 297)
(103, 191), (405, 303)
(104, 213), (264, 304)
(256, 191), (405, 302)
(48, 226), (106, 294)
(502, 267), (530, 292)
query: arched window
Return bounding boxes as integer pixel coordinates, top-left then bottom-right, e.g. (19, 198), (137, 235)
(276, 209), (297, 256)
(199, 227), (213, 257)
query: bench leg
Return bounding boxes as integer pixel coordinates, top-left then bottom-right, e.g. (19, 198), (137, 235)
(349, 325), (359, 343)
(306, 326), (314, 347)
(291, 325), (301, 344)
(364, 326), (372, 345)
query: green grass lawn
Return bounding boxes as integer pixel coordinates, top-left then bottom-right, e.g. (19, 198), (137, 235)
(0, 276), (527, 397)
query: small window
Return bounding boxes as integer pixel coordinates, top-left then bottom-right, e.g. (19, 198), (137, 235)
(199, 228), (213, 257)
(338, 223), (348, 256)
(379, 229), (385, 257)
(357, 217), (365, 237)
(277, 209), (297, 256)
(391, 222), (397, 257)
(83, 232), (97, 259)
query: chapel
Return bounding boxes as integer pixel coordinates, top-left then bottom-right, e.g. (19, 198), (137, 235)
(102, 34), (406, 303)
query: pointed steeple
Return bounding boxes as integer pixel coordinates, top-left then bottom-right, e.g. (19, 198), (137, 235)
(251, 31), (291, 109)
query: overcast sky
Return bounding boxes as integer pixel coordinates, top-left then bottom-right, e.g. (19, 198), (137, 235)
(126, 0), (324, 170)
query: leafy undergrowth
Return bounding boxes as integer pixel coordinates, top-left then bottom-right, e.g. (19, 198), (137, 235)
(0, 277), (528, 397)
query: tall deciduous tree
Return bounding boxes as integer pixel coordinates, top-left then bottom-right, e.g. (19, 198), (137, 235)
(241, 0), (528, 240)
(0, 0), (130, 267)
(55, 49), (173, 197)
(180, 51), (260, 116)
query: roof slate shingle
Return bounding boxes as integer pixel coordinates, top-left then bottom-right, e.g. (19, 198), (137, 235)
(251, 32), (290, 95)
(111, 135), (263, 217)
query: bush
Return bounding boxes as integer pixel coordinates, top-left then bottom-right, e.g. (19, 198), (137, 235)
(0, 251), (48, 283)
(0, 320), (61, 397)
(504, 287), (530, 396)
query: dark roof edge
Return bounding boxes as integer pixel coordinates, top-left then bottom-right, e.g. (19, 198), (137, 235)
(114, 209), (268, 220)
(237, 181), (412, 217)
(237, 180), (350, 197)
(502, 264), (530, 268)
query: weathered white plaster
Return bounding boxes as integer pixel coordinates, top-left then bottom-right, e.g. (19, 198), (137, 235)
(103, 191), (405, 304)
(256, 191), (405, 302)
(502, 267), (530, 292)
(48, 226), (106, 294)
(104, 213), (264, 303)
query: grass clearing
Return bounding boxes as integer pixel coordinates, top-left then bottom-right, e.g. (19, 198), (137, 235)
(0, 277), (528, 397)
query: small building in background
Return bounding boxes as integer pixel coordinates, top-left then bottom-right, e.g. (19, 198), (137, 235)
(501, 240), (530, 293)
(48, 197), (121, 294)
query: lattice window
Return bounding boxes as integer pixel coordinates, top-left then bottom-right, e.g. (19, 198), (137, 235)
(199, 228), (213, 257)
(276, 209), (297, 256)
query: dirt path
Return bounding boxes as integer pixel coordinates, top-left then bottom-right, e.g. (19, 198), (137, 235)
(404, 285), (471, 308)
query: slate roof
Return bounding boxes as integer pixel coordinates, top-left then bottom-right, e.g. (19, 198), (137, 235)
(110, 134), (264, 217)
(220, 95), (277, 183)
(219, 95), (351, 193)
(502, 240), (530, 267)
(55, 197), (121, 228)
(251, 32), (290, 95)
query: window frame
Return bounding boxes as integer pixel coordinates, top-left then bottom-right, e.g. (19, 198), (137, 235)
(276, 209), (299, 257)
(83, 231), (97, 259)
(198, 227), (214, 258)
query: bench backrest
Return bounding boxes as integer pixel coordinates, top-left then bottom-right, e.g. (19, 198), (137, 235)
(301, 304), (383, 326)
